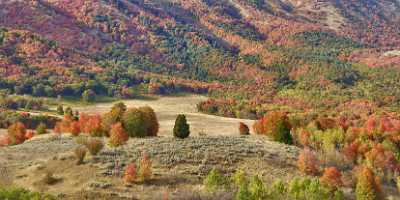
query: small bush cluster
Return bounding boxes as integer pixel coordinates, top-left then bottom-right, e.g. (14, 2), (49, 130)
(203, 169), (345, 200)
(0, 187), (55, 200)
(123, 153), (153, 184)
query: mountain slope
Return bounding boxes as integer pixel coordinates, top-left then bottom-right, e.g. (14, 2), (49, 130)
(1, 0), (400, 116)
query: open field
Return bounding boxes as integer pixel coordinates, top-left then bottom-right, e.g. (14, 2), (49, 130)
(73, 95), (255, 137)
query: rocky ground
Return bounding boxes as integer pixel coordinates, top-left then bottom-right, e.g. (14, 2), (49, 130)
(0, 134), (300, 199)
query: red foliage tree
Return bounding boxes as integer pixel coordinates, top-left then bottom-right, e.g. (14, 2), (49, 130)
(70, 121), (81, 136)
(124, 163), (137, 184)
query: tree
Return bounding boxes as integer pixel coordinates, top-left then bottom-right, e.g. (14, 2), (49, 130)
(69, 121), (81, 136)
(7, 122), (26, 145)
(320, 167), (343, 191)
(102, 102), (126, 131)
(239, 122), (250, 135)
(122, 108), (148, 137)
(253, 111), (293, 144)
(297, 149), (318, 175)
(173, 114), (190, 139)
(82, 89), (96, 103)
(109, 123), (129, 147)
(356, 167), (382, 200)
(140, 106), (159, 137)
(124, 163), (137, 184)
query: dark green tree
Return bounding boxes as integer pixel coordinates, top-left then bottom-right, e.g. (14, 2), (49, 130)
(173, 114), (190, 139)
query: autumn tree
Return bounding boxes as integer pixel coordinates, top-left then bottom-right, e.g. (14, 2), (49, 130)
(124, 163), (137, 184)
(253, 111), (293, 144)
(140, 106), (159, 137)
(320, 167), (343, 191)
(297, 148), (318, 175)
(109, 123), (129, 147)
(7, 122), (26, 145)
(70, 121), (81, 136)
(138, 153), (152, 182)
(102, 102), (127, 131)
(173, 114), (190, 139)
(355, 167), (383, 200)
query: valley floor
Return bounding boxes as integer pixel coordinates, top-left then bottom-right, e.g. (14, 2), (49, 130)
(72, 95), (255, 137)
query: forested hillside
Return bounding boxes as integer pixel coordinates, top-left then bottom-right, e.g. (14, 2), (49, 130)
(1, 0), (400, 118)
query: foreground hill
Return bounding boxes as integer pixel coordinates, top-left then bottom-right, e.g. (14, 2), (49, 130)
(0, 135), (299, 199)
(1, 0), (400, 117)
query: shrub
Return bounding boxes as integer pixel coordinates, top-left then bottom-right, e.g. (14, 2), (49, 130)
(204, 169), (229, 192)
(239, 122), (250, 135)
(109, 123), (129, 147)
(7, 122), (26, 145)
(74, 146), (87, 165)
(82, 89), (96, 103)
(355, 167), (383, 200)
(0, 187), (55, 200)
(84, 138), (104, 156)
(173, 114), (190, 139)
(138, 153), (152, 183)
(253, 112), (293, 144)
(320, 167), (343, 190)
(288, 178), (344, 200)
(42, 171), (59, 185)
(57, 105), (64, 115)
(232, 170), (247, 187)
(297, 149), (318, 175)
(124, 163), (137, 184)
(248, 176), (267, 200)
(36, 123), (47, 135)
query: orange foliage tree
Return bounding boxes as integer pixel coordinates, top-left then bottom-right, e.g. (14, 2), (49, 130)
(109, 122), (129, 147)
(7, 122), (27, 145)
(320, 167), (343, 190)
(297, 148), (318, 175)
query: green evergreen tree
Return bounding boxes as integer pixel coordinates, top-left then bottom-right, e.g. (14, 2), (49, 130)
(173, 114), (190, 139)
